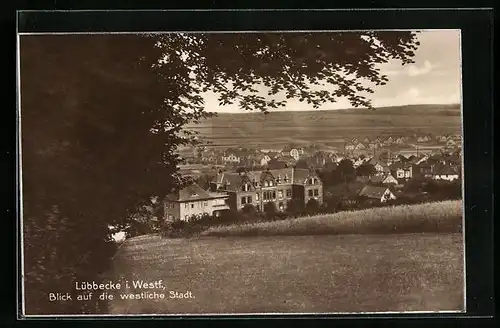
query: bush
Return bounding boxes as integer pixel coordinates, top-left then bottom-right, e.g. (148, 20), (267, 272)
(263, 202), (278, 218)
(305, 198), (320, 214)
(241, 204), (257, 215)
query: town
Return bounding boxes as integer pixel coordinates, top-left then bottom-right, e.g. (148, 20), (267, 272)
(162, 132), (463, 223)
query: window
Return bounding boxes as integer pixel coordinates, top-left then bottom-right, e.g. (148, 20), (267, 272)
(263, 191), (275, 201)
(264, 181), (269, 187)
(204, 202), (208, 206)
(276, 176), (281, 183)
(184, 203), (189, 209)
(241, 197), (247, 204)
(284, 175), (289, 183)
(279, 202), (284, 210)
(255, 193), (259, 201)
(247, 196), (252, 203)
(278, 190), (283, 198)
(286, 189), (291, 197)
(241, 183), (251, 192)
(308, 189), (313, 197)
(191, 203), (194, 209)
(269, 180), (274, 186)
(256, 205), (260, 211)
(313, 189), (319, 196)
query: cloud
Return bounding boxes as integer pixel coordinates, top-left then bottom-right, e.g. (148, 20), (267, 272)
(408, 60), (433, 77)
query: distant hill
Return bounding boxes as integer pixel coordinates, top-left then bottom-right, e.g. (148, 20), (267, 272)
(205, 103), (461, 118)
(186, 104), (462, 149)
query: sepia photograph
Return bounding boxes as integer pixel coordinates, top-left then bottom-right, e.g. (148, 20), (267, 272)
(18, 28), (465, 316)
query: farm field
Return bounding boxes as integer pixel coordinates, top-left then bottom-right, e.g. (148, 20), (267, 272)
(184, 104), (462, 149)
(107, 232), (464, 314)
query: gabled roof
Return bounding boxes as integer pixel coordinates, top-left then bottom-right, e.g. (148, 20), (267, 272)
(214, 172), (245, 191)
(267, 151), (280, 158)
(278, 155), (297, 162)
(166, 183), (226, 202)
(292, 168), (316, 184)
(267, 159), (288, 169)
(433, 165), (459, 175)
(358, 185), (390, 199)
(369, 175), (385, 184)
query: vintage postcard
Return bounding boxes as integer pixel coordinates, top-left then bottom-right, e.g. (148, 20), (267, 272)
(18, 28), (465, 317)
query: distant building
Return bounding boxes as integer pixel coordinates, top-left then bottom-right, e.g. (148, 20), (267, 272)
(391, 162), (413, 180)
(211, 167), (323, 212)
(383, 136), (394, 145)
(281, 146), (303, 161)
(256, 154), (272, 166)
(163, 183), (230, 222)
(370, 173), (398, 185)
(354, 142), (366, 150)
(345, 142), (355, 151)
(394, 137), (405, 144)
(432, 165), (460, 181)
(358, 185), (396, 203)
(446, 139), (457, 147)
(222, 152), (240, 164)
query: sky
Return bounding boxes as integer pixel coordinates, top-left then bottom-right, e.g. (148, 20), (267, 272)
(203, 30), (461, 113)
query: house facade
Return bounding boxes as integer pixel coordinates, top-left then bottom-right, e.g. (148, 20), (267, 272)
(391, 163), (413, 180)
(163, 183), (230, 222)
(432, 166), (460, 181)
(211, 167), (323, 212)
(222, 153), (240, 164)
(280, 146), (303, 161)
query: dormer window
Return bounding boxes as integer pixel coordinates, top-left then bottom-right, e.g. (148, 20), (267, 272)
(241, 183), (251, 192)
(284, 175), (289, 183)
(264, 181), (269, 187)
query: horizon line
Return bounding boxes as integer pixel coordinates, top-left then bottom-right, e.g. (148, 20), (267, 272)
(206, 102), (461, 114)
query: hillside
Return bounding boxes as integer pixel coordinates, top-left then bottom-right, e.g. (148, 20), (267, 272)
(108, 232), (463, 314)
(185, 104), (462, 148)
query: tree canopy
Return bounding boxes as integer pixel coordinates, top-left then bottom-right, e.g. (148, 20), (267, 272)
(19, 31), (419, 314)
(152, 32), (419, 112)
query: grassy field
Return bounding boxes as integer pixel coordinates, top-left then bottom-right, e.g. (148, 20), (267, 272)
(107, 233), (464, 314)
(185, 104), (462, 149)
(201, 200), (462, 237)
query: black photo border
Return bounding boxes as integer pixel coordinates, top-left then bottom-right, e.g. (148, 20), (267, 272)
(9, 6), (494, 326)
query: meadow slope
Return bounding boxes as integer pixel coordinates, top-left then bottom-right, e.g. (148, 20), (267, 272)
(201, 200), (463, 237)
(107, 233), (464, 314)
(106, 200), (464, 314)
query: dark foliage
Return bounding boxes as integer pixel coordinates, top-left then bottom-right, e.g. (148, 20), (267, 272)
(263, 202), (278, 218)
(241, 203), (257, 215)
(305, 198), (321, 214)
